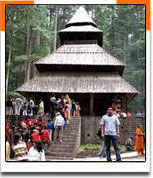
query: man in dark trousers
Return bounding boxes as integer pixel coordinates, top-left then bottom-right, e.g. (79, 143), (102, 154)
(100, 107), (121, 162)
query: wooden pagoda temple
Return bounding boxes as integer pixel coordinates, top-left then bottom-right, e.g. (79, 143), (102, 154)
(16, 7), (139, 116)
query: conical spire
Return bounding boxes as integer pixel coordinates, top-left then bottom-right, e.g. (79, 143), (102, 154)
(66, 7), (97, 28)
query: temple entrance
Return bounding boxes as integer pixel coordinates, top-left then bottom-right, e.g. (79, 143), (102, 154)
(26, 92), (126, 117)
(94, 94), (114, 116)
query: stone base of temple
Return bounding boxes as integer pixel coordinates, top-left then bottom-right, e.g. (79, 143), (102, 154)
(81, 116), (145, 145)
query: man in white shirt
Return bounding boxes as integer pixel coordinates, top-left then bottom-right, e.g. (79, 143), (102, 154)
(28, 141), (46, 161)
(29, 98), (35, 116)
(15, 98), (23, 115)
(54, 112), (65, 143)
(100, 107), (121, 162)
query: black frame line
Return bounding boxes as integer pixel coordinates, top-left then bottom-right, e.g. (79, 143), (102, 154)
(4, 3), (146, 163)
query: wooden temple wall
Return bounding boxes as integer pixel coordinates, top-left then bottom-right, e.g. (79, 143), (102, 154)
(81, 116), (145, 144)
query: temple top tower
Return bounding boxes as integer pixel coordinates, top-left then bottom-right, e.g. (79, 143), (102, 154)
(58, 7), (103, 46)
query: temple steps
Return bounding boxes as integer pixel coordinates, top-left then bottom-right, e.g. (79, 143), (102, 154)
(45, 117), (81, 160)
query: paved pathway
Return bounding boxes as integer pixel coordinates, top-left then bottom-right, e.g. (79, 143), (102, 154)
(49, 151), (145, 162)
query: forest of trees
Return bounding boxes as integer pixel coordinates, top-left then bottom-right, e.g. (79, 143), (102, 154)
(6, 5), (145, 113)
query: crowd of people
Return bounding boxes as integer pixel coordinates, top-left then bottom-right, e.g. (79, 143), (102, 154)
(6, 97), (37, 116)
(136, 110), (145, 118)
(6, 95), (145, 162)
(112, 102), (145, 119)
(6, 116), (47, 161)
(6, 94), (81, 120)
(111, 102), (132, 119)
(6, 94), (81, 161)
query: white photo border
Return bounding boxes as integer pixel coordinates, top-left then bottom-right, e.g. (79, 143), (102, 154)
(0, 0), (151, 172)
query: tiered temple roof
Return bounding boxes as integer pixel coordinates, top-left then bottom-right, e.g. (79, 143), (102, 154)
(35, 44), (125, 75)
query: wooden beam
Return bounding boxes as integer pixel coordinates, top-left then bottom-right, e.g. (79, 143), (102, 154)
(121, 95), (127, 112)
(90, 93), (94, 115)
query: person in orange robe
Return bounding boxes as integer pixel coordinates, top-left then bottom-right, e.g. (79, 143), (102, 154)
(135, 125), (144, 155)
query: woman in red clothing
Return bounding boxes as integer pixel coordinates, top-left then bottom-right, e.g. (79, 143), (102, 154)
(31, 129), (41, 142)
(41, 126), (50, 146)
(6, 122), (10, 141)
(64, 102), (71, 124)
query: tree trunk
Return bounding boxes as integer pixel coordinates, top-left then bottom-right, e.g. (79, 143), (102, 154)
(24, 61), (27, 83)
(123, 36), (127, 65)
(27, 62), (31, 82)
(25, 8), (31, 82)
(26, 26), (30, 55)
(35, 30), (40, 46)
(31, 64), (37, 78)
(6, 46), (12, 95)
(54, 6), (58, 51)
(49, 5), (54, 52)
(29, 28), (33, 55)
